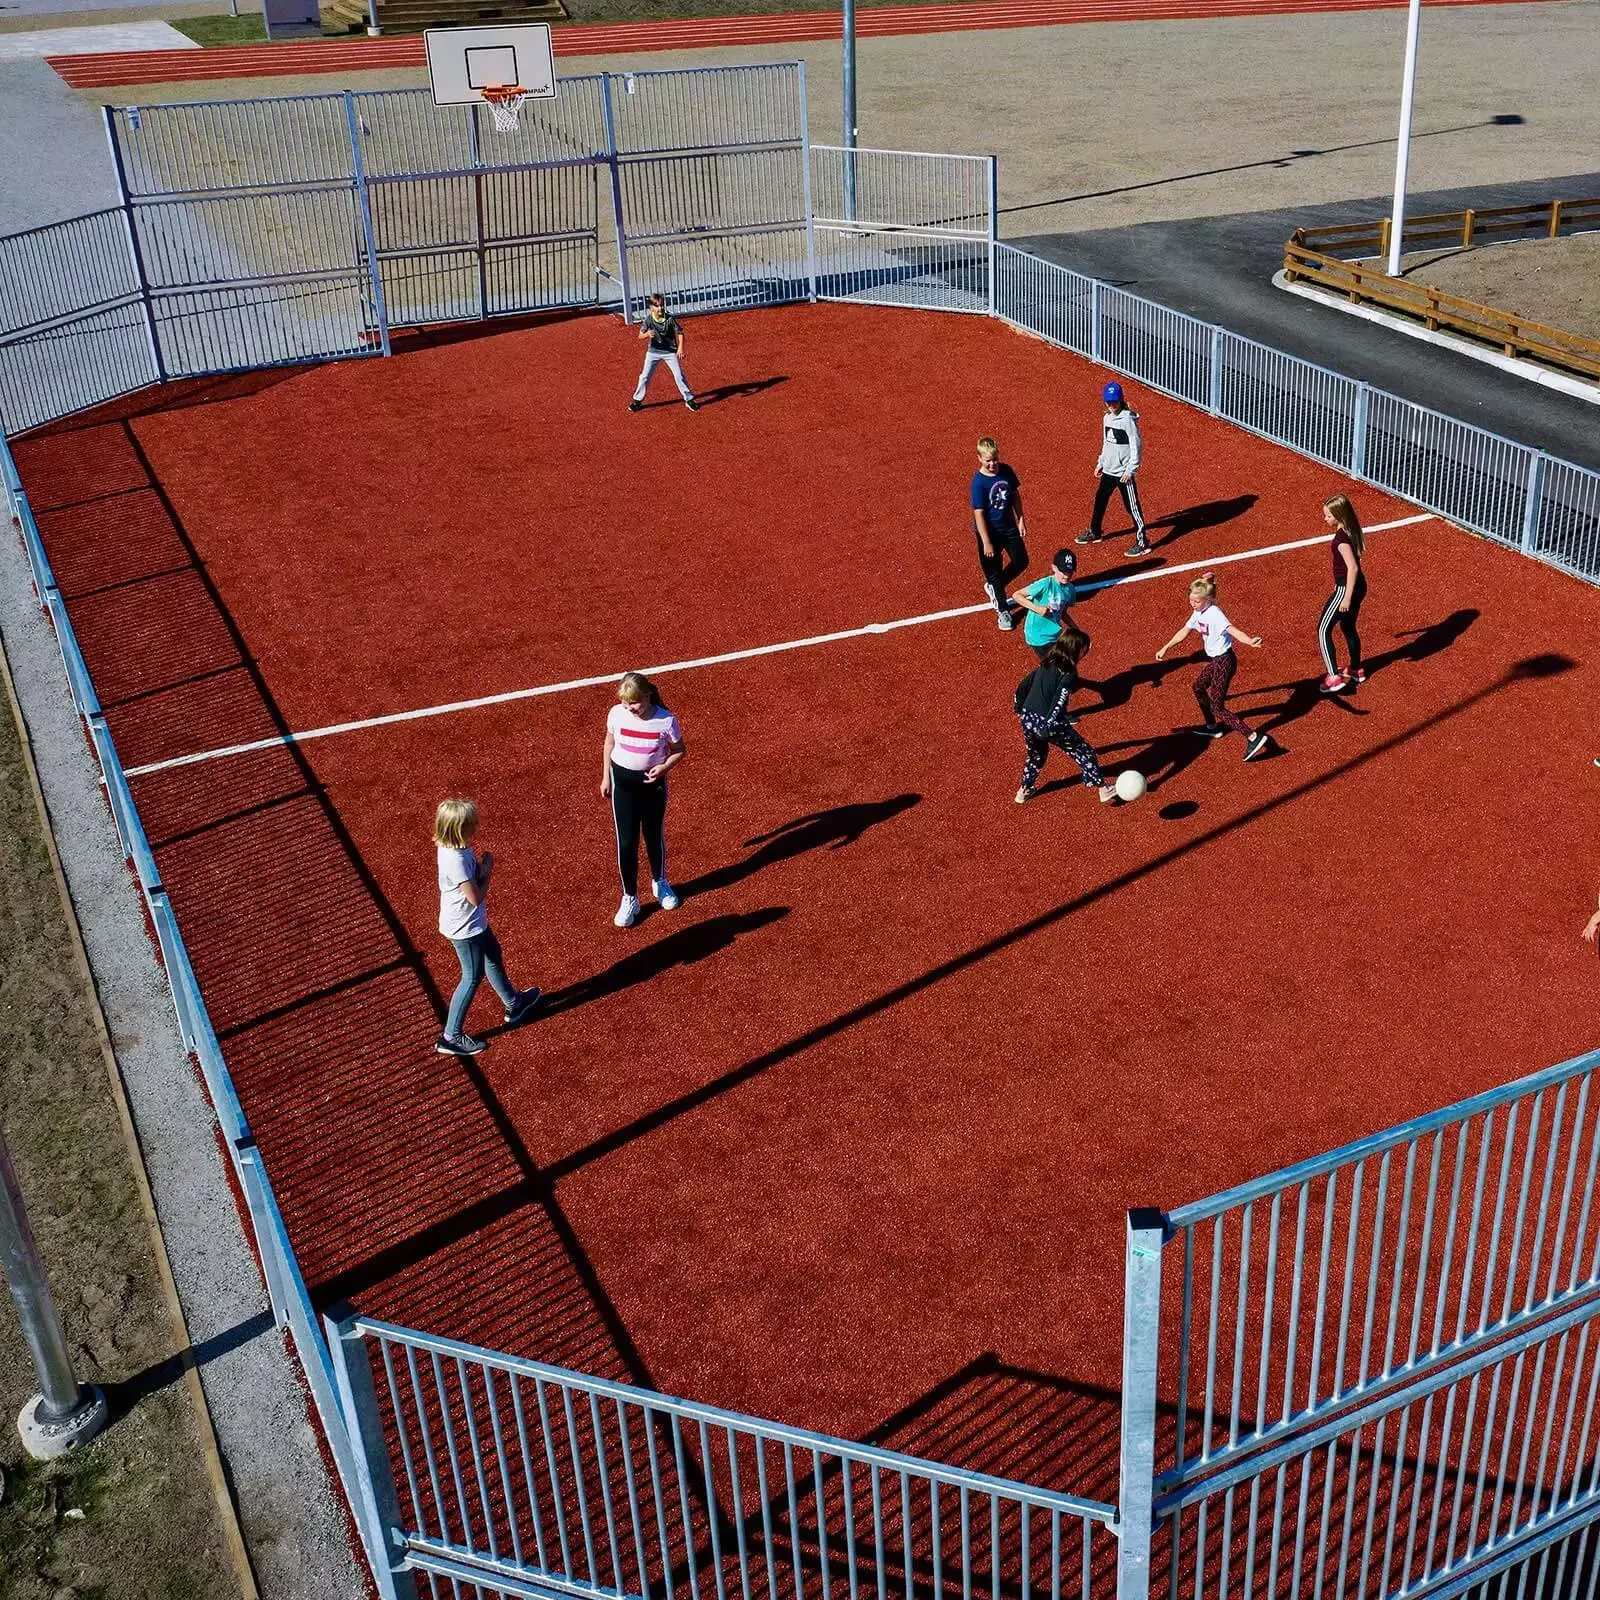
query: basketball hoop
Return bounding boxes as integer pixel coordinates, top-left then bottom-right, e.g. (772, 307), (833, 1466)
(480, 84), (529, 134)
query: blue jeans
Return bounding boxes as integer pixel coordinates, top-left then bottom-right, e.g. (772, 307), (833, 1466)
(445, 929), (518, 1038)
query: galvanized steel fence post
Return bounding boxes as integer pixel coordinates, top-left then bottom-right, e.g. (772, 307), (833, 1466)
(1090, 279), (1103, 364)
(101, 105), (165, 384)
(601, 74), (634, 322)
(1117, 1208), (1165, 1600)
(800, 60), (818, 301)
(1208, 326), (1223, 415)
(469, 101), (489, 320)
(986, 156), (999, 316)
(344, 92), (391, 356)
(326, 1317), (417, 1600)
(1351, 380), (1371, 478)
(1521, 450), (1547, 554)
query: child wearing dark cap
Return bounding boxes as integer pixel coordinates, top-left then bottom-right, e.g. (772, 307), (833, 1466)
(1012, 548), (1079, 661)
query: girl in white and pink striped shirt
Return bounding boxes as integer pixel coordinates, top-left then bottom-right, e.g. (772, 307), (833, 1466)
(601, 672), (687, 928)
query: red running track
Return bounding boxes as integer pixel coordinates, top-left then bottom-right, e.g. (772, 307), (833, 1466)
(50, 0), (1551, 88)
(14, 303), (1600, 1487)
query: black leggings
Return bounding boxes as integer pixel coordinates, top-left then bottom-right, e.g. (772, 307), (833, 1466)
(1318, 572), (1367, 676)
(976, 528), (1028, 608)
(610, 763), (668, 894)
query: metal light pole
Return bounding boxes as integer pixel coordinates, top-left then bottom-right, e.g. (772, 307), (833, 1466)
(0, 1126), (107, 1459)
(1386, 0), (1423, 277)
(842, 0), (858, 219)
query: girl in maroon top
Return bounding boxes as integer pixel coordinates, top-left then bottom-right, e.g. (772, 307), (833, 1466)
(1319, 495), (1367, 692)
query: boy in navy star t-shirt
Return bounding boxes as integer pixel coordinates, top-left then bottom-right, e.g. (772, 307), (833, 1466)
(970, 436), (1029, 631)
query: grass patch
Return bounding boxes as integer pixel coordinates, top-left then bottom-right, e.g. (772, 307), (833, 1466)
(170, 15), (269, 45)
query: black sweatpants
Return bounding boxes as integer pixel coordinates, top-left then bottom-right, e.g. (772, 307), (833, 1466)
(976, 527), (1028, 610)
(1089, 473), (1146, 538)
(610, 763), (668, 895)
(1318, 572), (1367, 676)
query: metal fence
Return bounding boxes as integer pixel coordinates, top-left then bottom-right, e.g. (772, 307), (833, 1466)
(810, 147), (993, 313)
(990, 244), (1600, 587)
(1113, 1048), (1600, 1600)
(329, 1316), (1119, 1600)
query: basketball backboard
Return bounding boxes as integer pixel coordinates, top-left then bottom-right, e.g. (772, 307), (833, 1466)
(424, 23), (557, 105)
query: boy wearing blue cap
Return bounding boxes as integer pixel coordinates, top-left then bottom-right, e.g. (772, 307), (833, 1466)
(1077, 382), (1150, 558)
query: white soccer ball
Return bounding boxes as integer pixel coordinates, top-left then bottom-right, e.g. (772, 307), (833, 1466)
(1115, 769), (1147, 803)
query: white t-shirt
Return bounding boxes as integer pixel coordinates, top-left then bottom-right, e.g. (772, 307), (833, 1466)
(608, 701), (683, 772)
(437, 845), (488, 940)
(1186, 604), (1235, 658)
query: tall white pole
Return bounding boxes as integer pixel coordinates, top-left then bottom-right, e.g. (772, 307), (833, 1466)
(1386, 0), (1422, 276)
(842, 0), (858, 219)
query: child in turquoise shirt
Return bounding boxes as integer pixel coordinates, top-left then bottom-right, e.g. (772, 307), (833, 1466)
(1012, 548), (1078, 661)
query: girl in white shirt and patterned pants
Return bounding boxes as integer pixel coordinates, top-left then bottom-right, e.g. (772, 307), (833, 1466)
(1157, 574), (1271, 762)
(602, 672), (688, 928)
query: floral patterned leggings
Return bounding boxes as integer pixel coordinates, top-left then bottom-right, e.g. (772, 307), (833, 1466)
(1020, 711), (1105, 791)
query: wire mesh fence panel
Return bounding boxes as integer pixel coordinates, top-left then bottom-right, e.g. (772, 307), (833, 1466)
(623, 231), (811, 314)
(1362, 393), (1533, 547)
(1096, 288), (1212, 410)
(608, 64), (806, 155)
(810, 148), (991, 236)
(133, 186), (367, 287)
(349, 1319), (1119, 1600)
(109, 95), (356, 197)
(0, 305), (157, 433)
(812, 232), (989, 312)
(1531, 460), (1600, 584)
(150, 279), (374, 374)
(1155, 1052), (1600, 1497)
(0, 210), (137, 338)
(1157, 1294), (1600, 1600)
(1214, 334), (1360, 472)
(991, 246), (1095, 358)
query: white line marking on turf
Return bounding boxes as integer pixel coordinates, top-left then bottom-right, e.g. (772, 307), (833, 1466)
(124, 513), (1435, 779)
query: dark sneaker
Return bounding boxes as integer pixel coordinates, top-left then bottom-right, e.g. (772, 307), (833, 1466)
(1195, 724), (1227, 738)
(435, 1033), (487, 1057)
(1075, 529), (1103, 546)
(628, 399), (643, 412)
(1244, 731), (1271, 762)
(1124, 536), (1151, 558)
(504, 988), (542, 1026)
(685, 397), (700, 411)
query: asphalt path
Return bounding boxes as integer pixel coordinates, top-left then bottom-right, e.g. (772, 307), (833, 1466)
(1017, 173), (1600, 470)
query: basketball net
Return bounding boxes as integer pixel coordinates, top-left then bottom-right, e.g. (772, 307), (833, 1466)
(480, 85), (528, 134)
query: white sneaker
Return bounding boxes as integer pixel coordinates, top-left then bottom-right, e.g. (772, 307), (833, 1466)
(614, 894), (640, 928)
(652, 879), (680, 911)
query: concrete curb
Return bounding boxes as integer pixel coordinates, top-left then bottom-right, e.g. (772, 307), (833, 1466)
(1272, 269), (1600, 408)
(0, 521), (365, 1600)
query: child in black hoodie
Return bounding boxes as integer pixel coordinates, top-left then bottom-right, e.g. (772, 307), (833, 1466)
(1013, 627), (1118, 805)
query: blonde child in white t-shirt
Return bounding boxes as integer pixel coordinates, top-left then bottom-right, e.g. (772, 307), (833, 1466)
(600, 671), (686, 929)
(433, 798), (539, 1057)
(1156, 574), (1271, 762)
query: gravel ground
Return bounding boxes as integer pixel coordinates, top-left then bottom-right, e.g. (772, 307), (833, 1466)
(0, 526), (364, 1600)
(1399, 230), (1600, 343)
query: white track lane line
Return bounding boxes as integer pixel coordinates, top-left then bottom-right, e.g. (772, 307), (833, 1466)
(124, 513), (1435, 779)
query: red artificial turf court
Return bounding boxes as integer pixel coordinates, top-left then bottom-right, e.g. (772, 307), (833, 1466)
(15, 301), (1600, 1499)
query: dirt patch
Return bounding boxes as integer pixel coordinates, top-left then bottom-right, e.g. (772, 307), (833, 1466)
(0, 656), (240, 1600)
(1399, 229), (1600, 343)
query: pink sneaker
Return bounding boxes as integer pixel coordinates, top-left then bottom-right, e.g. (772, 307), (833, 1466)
(1320, 672), (1351, 693)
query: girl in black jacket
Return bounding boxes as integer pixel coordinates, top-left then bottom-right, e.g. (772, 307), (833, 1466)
(1014, 628), (1118, 805)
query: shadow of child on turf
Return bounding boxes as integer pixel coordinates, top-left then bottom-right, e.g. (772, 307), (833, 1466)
(675, 793), (921, 901)
(527, 907), (791, 1021)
